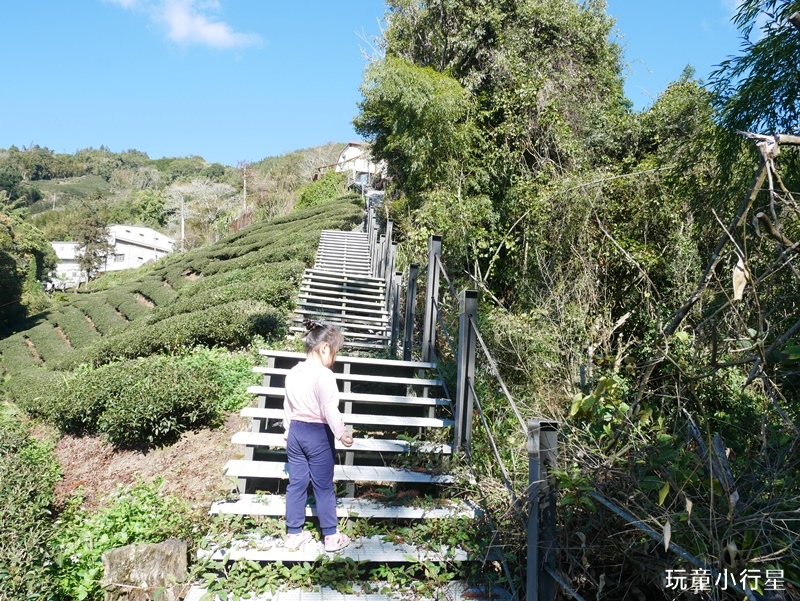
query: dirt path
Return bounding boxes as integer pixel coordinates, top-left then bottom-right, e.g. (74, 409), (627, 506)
(53, 413), (248, 511)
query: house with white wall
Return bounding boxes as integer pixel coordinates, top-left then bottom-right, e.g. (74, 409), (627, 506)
(331, 142), (386, 186)
(51, 241), (83, 289)
(105, 225), (174, 272)
(51, 225), (175, 288)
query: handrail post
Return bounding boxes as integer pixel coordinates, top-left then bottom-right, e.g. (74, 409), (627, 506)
(454, 289), (478, 452)
(378, 235), (386, 278)
(390, 270), (402, 358)
(403, 264), (419, 361)
(528, 419), (558, 601)
(385, 242), (397, 312)
(370, 209), (379, 276)
(421, 235), (442, 364)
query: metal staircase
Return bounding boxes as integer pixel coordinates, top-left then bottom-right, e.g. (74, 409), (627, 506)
(289, 230), (393, 351)
(190, 215), (507, 599)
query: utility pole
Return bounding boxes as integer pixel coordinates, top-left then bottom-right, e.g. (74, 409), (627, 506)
(181, 195), (185, 252)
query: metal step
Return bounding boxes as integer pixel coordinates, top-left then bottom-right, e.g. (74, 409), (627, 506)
(258, 349), (436, 370)
(199, 534), (469, 563)
(253, 367), (442, 388)
(294, 309), (389, 324)
(297, 294), (389, 315)
(288, 328), (390, 345)
(241, 407), (454, 429)
(223, 460), (455, 484)
(298, 294), (386, 309)
(302, 270), (385, 288)
(248, 385), (448, 408)
(210, 494), (474, 518)
(300, 285), (385, 301)
(295, 300), (389, 322)
(232, 432), (452, 454)
(186, 582), (511, 601)
(289, 320), (390, 335)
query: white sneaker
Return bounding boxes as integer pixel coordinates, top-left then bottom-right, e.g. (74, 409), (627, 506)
(284, 531), (312, 549)
(324, 532), (351, 552)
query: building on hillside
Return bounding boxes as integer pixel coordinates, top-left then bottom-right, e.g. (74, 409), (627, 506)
(51, 225), (175, 288)
(51, 241), (83, 289)
(105, 225), (174, 272)
(314, 142), (386, 187)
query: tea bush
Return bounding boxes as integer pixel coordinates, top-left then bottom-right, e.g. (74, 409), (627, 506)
(72, 296), (129, 335)
(0, 418), (61, 601)
(3, 367), (69, 424)
(25, 321), (73, 363)
(104, 286), (152, 321)
(175, 260), (305, 300)
(49, 305), (101, 349)
(131, 276), (178, 307)
(93, 355), (221, 446)
(0, 334), (41, 371)
(147, 278), (297, 324)
(57, 299), (282, 369)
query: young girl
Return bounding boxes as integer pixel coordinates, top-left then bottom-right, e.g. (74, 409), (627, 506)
(283, 320), (354, 552)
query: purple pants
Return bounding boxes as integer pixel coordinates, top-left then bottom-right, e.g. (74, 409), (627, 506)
(286, 420), (338, 536)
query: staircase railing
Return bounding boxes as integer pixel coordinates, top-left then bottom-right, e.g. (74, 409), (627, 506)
(362, 207), (766, 600)
(366, 206), (401, 354)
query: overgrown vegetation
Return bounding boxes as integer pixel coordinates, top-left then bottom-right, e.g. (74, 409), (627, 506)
(356, 0), (800, 598)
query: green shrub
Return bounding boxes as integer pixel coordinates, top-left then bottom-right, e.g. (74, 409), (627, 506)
(53, 481), (196, 601)
(179, 347), (258, 412)
(0, 418), (61, 601)
(297, 172), (349, 208)
(175, 260), (305, 300)
(200, 236), (319, 276)
(0, 334), (41, 372)
(3, 368), (68, 424)
(49, 305), (101, 349)
(73, 296), (129, 336)
(104, 286), (152, 321)
(94, 355), (221, 446)
(157, 262), (191, 290)
(24, 321), (72, 364)
(57, 300), (283, 369)
(147, 277), (297, 324)
(131, 276), (178, 307)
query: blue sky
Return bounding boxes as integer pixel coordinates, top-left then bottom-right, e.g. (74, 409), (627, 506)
(0, 1), (746, 166)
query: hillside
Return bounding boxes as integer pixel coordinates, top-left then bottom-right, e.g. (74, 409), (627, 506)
(1, 195), (363, 440)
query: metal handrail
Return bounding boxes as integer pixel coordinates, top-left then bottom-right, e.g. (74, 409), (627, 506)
(432, 297), (457, 358)
(468, 378), (518, 503)
(435, 253), (460, 302)
(469, 315), (527, 434)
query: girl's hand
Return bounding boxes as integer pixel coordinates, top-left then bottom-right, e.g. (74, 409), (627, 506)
(340, 431), (354, 447)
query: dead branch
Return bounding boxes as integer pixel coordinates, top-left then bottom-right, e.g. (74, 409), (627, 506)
(593, 208), (660, 299)
(756, 211), (796, 247)
(663, 161), (768, 338)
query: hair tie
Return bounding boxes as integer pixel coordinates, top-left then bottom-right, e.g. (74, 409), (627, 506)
(303, 319), (325, 332)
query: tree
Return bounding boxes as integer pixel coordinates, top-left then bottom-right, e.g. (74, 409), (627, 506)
(0, 206), (56, 328)
(356, 0), (627, 291)
(711, 0), (800, 134)
(165, 178), (239, 248)
(74, 201), (114, 286)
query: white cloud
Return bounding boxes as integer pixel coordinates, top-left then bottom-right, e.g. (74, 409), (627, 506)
(108, 0), (262, 49)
